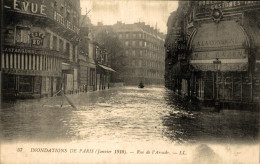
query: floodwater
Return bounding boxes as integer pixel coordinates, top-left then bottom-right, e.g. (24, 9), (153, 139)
(1, 86), (259, 144)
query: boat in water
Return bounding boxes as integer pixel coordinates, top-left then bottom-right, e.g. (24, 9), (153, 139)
(138, 81), (144, 88)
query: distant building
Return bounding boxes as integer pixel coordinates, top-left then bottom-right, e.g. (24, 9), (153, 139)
(103, 22), (165, 85)
(2, 0), (81, 99)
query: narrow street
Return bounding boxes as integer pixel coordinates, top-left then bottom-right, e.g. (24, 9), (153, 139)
(1, 86), (258, 144)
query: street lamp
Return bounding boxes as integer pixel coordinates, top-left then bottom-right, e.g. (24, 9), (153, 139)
(213, 58), (221, 111)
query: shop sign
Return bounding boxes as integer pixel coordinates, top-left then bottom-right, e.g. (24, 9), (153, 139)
(54, 11), (80, 35)
(196, 1), (260, 13)
(191, 49), (247, 60)
(191, 63), (248, 72)
(12, 0), (46, 16)
(191, 21), (248, 51)
(2, 68), (61, 77)
(30, 32), (45, 46)
(4, 46), (48, 55)
(193, 37), (241, 49)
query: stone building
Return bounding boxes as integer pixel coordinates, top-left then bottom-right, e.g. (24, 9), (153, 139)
(113, 22), (165, 85)
(78, 13), (97, 92)
(165, 1), (260, 108)
(79, 15), (115, 92)
(2, 0), (81, 99)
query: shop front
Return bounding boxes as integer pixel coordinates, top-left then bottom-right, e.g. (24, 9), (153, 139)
(189, 20), (253, 104)
(2, 44), (62, 99)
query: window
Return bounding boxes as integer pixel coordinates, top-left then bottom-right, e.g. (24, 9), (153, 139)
(19, 76), (33, 93)
(140, 50), (143, 56)
(139, 41), (142, 47)
(126, 33), (129, 39)
(53, 36), (57, 51)
(125, 50), (129, 55)
(66, 11), (70, 20)
(125, 41), (129, 46)
(119, 34), (122, 39)
(133, 33), (136, 38)
(66, 42), (70, 56)
(132, 60), (135, 66)
(90, 68), (95, 86)
(132, 41), (136, 46)
(139, 60), (141, 67)
(132, 50), (136, 56)
(15, 27), (30, 44)
(73, 45), (76, 61)
(59, 39), (64, 52)
(60, 6), (64, 14)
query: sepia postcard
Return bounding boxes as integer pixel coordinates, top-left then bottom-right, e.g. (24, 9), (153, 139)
(0, 0), (260, 163)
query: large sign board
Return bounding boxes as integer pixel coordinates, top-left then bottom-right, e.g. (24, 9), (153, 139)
(196, 1), (260, 14)
(190, 21), (249, 71)
(2, 68), (61, 77)
(11, 0), (46, 16)
(191, 49), (247, 60)
(191, 63), (248, 72)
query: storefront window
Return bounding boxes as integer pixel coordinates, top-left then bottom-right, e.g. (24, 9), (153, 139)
(19, 76), (33, 93)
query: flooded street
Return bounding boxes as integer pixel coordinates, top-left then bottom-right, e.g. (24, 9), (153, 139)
(1, 86), (259, 144)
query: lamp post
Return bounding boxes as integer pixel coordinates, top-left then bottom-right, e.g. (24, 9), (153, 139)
(213, 58), (221, 111)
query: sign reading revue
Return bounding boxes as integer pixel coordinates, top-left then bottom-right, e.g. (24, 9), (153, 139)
(12, 0), (46, 16)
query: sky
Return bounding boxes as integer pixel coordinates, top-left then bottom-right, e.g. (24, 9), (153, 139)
(80, 0), (178, 34)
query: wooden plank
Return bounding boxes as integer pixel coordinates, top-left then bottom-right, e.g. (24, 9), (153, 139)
(61, 91), (77, 109)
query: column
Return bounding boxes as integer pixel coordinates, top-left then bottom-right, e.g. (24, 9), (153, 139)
(14, 54), (17, 69)
(32, 55), (35, 70)
(10, 53), (13, 68)
(50, 57), (53, 71)
(40, 55), (43, 70)
(36, 55), (39, 70)
(18, 54), (20, 69)
(21, 54), (24, 69)
(24, 54), (28, 69)
(6, 53), (9, 68)
(29, 54), (32, 70)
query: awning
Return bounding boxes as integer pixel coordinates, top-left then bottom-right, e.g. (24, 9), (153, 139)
(62, 63), (71, 70)
(98, 64), (116, 72)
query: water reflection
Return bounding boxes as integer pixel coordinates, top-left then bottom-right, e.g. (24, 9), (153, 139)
(1, 86), (258, 144)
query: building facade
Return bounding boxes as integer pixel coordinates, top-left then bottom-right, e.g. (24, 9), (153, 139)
(95, 44), (115, 90)
(114, 22), (165, 85)
(79, 15), (115, 92)
(165, 1), (260, 108)
(2, 0), (80, 99)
